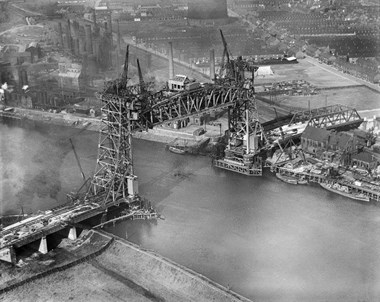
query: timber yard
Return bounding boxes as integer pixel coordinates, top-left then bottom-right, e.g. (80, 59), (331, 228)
(1, 0), (380, 301)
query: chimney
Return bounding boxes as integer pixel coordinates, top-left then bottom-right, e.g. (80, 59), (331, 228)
(58, 22), (64, 47)
(71, 20), (78, 38)
(79, 26), (85, 54)
(75, 38), (80, 56)
(92, 8), (97, 27)
(117, 19), (121, 50)
(107, 14), (112, 33)
(85, 25), (93, 55)
(210, 49), (215, 81)
(67, 20), (72, 52)
(168, 42), (174, 80)
(107, 14), (113, 47)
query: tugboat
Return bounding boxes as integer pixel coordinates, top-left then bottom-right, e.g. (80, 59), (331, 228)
(320, 182), (370, 202)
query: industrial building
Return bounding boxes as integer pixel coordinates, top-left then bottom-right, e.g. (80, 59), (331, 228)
(188, 0), (228, 20)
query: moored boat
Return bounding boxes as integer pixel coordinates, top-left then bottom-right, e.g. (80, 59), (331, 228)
(168, 146), (186, 154)
(276, 172), (298, 185)
(297, 178), (308, 185)
(320, 182), (370, 202)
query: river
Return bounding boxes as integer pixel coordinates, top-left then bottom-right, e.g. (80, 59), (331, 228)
(1, 118), (380, 302)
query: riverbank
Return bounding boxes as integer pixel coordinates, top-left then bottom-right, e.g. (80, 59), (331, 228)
(1, 230), (252, 302)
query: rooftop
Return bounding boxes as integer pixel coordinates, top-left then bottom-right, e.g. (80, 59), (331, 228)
(352, 151), (377, 163)
(302, 126), (330, 142)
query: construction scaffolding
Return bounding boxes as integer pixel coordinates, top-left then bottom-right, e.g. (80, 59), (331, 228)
(214, 97), (268, 176)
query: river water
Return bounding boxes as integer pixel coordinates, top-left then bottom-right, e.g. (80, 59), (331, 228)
(1, 118), (380, 302)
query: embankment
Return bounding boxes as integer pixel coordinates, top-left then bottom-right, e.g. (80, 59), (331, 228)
(1, 230), (252, 302)
(95, 230), (252, 302)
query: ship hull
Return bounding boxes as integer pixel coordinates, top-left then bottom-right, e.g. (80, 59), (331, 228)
(320, 183), (370, 202)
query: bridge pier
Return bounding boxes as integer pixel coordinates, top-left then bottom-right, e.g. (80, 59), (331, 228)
(68, 227), (77, 241)
(0, 246), (16, 264)
(38, 236), (48, 254)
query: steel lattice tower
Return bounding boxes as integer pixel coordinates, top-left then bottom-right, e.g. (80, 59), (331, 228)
(87, 80), (140, 207)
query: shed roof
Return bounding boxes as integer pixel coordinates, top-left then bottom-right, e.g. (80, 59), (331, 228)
(352, 151), (377, 163)
(328, 131), (352, 149)
(170, 74), (188, 83)
(301, 126), (330, 142)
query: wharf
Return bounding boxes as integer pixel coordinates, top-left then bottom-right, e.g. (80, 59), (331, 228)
(271, 166), (380, 202)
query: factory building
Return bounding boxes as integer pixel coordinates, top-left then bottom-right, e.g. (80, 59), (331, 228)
(187, 0), (228, 20)
(300, 126), (376, 167)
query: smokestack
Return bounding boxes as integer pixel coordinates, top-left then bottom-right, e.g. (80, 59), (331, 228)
(107, 14), (112, 33)
(71, 20), (78, 38)
(85, 25), (93, 55)
(75, 38), (80, 56)
(92, 8), (97, 27)
(58, 22), (64, 47)
(94, 38), (100, 63)
(107, 14), (113, 47)
(168, 42), (174, 80)
(210, 49), (215, 81)
(117, 19), (121, 50)
(67, 20), (72, 52)
(79, 26), (85, 54)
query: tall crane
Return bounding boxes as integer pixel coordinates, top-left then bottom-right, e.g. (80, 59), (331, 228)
(217, 30), (258, 90)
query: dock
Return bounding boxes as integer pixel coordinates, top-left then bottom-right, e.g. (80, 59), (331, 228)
(270, 165), (380, 202)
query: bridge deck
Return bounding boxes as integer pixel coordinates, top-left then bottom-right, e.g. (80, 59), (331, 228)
(0, 198), (131, 249)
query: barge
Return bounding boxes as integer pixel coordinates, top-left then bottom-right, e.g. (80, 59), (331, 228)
(276, 172), (308, 185)
(320, 182), (370, 202)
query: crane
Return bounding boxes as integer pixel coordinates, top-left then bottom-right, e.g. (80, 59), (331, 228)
(217, 30), (258, 90)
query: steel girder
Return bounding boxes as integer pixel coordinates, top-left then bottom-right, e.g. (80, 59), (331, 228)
(141, 85), (250, 127)
(307, 106), (363, 129)
(288, 104), (362, 127)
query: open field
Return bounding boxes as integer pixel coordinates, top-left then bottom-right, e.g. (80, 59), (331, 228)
(255, 59), (360, 88)
(254, 56), (379, 112)
(274, 86), (380, 111)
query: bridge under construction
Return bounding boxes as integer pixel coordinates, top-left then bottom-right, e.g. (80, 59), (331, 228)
(0, 43), (255, 263)
(0, 40), (366, 264)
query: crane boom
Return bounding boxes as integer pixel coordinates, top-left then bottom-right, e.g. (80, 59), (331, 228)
(69, 138), (86, 182)
(122, 45), (129, 80)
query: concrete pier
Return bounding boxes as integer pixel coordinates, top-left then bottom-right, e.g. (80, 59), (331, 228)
(0, 246), (16, 264)
(68, 227), (77, 240)
(38, 236), (48, 254)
